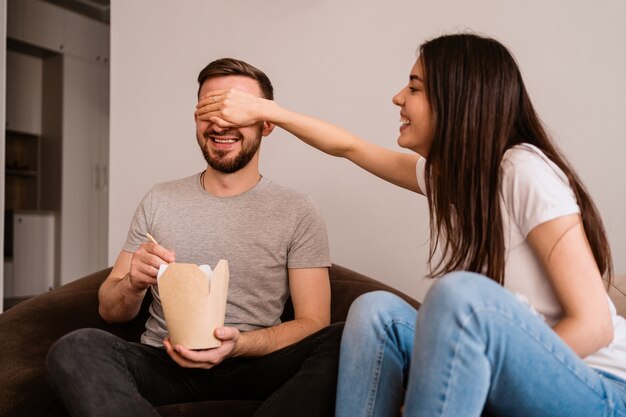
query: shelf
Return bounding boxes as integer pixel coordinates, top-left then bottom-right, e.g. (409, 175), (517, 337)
(5, 128), (40, 138)
(6, 169), (38, 177)
(5, 130), (41, 211)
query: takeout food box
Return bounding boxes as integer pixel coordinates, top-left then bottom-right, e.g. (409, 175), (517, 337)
(157, 260), (230, 349)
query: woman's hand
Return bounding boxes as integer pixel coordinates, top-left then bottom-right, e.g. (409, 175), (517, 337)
(195, 88), (272, 128)
(163, 327), (240, 369)
(196, 88), (422, 194)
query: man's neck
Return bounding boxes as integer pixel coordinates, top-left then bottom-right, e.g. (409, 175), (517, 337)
(201, 163), (262, 197)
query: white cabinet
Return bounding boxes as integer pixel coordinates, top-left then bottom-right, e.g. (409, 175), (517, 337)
(94, 63), (110, 268)
(4, 0), (110, 289)
(8, 0), (64, 53)
(59, 55), (109, 284)
(11, 211), (55, 297)
(7, 0), (109, 62)
(64, 10), (109, 64)
(5, 50), (42, 135)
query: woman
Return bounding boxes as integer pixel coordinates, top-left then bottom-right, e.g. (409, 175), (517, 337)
(195, 33), (626, 416)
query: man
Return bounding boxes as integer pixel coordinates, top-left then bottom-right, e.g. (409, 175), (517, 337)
(46, 58), (342, 417)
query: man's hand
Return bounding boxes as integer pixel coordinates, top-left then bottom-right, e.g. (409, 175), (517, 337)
(163, 327), (240, 369)
(128, 242), (175, 291)
(98, 242), (175, 324)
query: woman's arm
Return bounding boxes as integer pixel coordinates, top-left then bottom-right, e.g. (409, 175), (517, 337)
(527, 213), (613, 357)
(195, 89), (423, 194)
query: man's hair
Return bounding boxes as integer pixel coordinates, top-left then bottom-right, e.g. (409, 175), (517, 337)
(197, 58), (274, 100)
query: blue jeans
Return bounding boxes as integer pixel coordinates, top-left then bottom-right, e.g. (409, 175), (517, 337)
(46, 323), (343, 417)
(336, 272), (626, 417)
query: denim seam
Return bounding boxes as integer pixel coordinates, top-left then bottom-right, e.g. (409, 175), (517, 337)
(444, 305), (617, 415)
(438, 313), (462, 416)
(365, 328), (384, 416)
(113, 342), (138, 386)
(366, 319), (414, 417)
(116, 343), (181, 370)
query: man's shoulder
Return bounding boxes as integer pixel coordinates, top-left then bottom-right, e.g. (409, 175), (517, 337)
(259, 178), (316, 207)
(261, 177), (307, 197)
(149, 173), (199, 195)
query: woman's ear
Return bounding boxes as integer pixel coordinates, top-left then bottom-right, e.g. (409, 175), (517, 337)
(262, 121), (275, 137)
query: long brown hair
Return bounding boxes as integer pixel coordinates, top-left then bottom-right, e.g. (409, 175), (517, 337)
(420, 33), (612, 284)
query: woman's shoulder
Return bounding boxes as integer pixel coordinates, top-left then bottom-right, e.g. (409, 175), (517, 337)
(502, 143), (549, 168)
(500, 143), (579, 234)
(501, 143), (568, 184)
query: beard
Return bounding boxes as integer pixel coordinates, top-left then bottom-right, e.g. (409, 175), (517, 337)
(198, 127), (262, 174)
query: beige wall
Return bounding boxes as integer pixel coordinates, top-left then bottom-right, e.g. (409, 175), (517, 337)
(110, 0), (626, 301)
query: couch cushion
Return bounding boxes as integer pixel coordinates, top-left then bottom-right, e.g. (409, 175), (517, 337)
(328, 264), (420, 323)
(0, 264), (418, 417)
(0, 269), (109, 417)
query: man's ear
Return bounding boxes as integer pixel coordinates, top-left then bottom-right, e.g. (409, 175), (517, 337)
(262, 121), (275, 137)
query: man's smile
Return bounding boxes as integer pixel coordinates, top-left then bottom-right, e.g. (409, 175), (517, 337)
(212, 137), (238, 144)
(204, 130), (243, 148)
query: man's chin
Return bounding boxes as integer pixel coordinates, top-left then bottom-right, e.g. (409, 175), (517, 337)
(206, 156), (249, 174)
(200, 137), (260, 175)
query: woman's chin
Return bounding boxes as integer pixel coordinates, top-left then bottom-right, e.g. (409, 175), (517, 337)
(397, 136), (413, 151)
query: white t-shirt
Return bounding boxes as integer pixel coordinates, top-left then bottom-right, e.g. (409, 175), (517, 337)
(416, 143), (626, 380)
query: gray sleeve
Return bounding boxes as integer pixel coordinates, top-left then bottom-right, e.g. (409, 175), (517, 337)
(122, 189), (154, 253)
(287, 196), (331, 269)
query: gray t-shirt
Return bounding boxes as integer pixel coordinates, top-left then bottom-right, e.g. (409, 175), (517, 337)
(122, 173), (331, 347)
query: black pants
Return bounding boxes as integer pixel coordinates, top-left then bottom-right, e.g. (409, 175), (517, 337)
(45, 323), (344, 417)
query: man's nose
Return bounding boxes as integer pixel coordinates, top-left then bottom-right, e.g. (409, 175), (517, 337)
(208, 122), (226, 133)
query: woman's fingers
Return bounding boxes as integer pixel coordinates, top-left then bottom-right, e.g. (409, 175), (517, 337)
(197, 88), (229, 107)
(195, 88), (266, 127)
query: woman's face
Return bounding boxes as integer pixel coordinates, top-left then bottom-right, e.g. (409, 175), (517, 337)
(392, 58), (434, 157)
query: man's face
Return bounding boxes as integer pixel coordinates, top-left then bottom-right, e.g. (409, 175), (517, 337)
(195, 75), (273, 173)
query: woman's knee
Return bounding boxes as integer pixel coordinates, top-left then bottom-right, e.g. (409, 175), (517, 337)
(346, 291), (417, 332)
(422, 271), (500, 315)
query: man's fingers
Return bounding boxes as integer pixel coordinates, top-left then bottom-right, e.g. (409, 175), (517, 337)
(214, 326), (239, 341)
(132, 248), (165, 274)
(145, 242), (175, 264)
(128, 242), (175, 289)
(163, 338), (219, 369)
(163, 338), (201, 368)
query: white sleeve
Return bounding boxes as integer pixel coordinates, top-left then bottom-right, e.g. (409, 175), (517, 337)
(500, 150), (580, 237)
(416, 156), (427, 194)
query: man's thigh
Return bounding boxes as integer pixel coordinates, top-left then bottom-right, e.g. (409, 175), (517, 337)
(120, 324), (343, 406)
(204, 324), (344, 402)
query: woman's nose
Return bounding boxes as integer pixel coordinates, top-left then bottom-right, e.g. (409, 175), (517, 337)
(392, 88), (404, 106)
